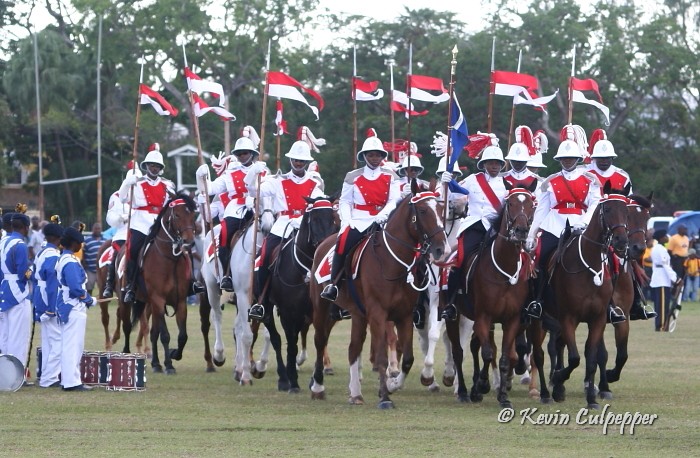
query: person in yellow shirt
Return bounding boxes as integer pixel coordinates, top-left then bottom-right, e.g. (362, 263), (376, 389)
(667, 224), (690, 278)
(683, 248), (700, 301)
(642, 229), (655, 301)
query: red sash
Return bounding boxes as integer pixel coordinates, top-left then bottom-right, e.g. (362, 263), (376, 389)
(475, 173), (502, 212)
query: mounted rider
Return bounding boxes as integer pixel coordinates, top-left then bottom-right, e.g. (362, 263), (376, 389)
(196, 131), (266, 292)
(119, 143), (176, 303)
(503, 126), (542, 190)
(247, 138), (325, 321)
(396, 151), (430, 195)
(439, 140), (508, 321)
(102, 162), (140, 298)
(586, 130), (656, 321)
(320, 131), (401, 320)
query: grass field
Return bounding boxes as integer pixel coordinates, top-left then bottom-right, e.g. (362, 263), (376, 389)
(2, 299), (699, 457)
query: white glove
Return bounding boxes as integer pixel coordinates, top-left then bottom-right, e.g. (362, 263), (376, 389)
(525, 237), (537, 252)
(245, 196), (256, 210)
(196, 164), (210, 179)
(249, 161), (266, 175)
(123, 173), (139, 187)
(572, 223), (587, 232)
(196, 193), (207, 205)
(289, 217), (302, 230)
(120, 213), (129, 224)
(441, 171), (453, 184)
(375, 214), (388, 225)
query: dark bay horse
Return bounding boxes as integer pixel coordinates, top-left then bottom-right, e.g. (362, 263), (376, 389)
(446, 180), (537, 408)
(310, 185), (449, 408)
(95, 239), (121, 350)
(120, 192), (197, 374)
(262, 196), (338, 393)
(532, 182), (630, 408)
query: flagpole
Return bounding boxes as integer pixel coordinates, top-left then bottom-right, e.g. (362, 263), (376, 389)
(182, 44), (220, 280)
(352, 45), (358, 168)
(251, 40), (272, 298)
(568, 45), (575, 124)
(33, 28), (44, 220)
(388, 59), (396, 162)
(96, 15), (103, 224)
(124, 57), (145, 266)
(406, 43), (413, 173)
(506, 50), (522, 155)
(443, 45), (458, 225)
(487, 36), (495, 133)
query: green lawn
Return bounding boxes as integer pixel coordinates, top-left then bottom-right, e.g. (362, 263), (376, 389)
(2, 299), (698, 457)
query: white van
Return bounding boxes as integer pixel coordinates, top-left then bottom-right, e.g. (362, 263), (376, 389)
(647, 216), (674, 231)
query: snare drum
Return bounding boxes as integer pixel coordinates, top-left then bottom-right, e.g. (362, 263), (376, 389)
(106, 353), (146, 391)
(80, 351), (104, 386)
(0, 354), (26, 392)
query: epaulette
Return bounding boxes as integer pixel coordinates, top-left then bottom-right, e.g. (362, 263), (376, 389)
(380, 166), (400, 180)
(344, 168), (364, 185)
(539, 172), (562, 193)
(582, 171), (603, 187)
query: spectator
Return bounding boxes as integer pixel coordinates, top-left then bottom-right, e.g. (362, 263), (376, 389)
(642, 229), (655, 301)
(683, 248), (700, 302)
(82, 223), (103, 295)
(667, 224), (690, 279)
(70, 221), (85, 261)
(650, 229), (677, 331)
(28, 218), (47, 260)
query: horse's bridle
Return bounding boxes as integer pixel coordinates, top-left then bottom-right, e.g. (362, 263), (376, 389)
(158, 200), (195, 257)
(595, 194), (629, 256)
(500, 188), (535, 243)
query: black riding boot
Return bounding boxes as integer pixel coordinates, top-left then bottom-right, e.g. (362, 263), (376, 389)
(123, 259), (138, 303)
(608, 303), (627, 325)
(524, 274), (545, 320)
(323, 252), (350, 320)
(629, 286), (657, 320)
(249, 267), (269, 321)
(439, 269), (460, 321)
(102, 259), (116, 298)
(218, 245), (233, 291)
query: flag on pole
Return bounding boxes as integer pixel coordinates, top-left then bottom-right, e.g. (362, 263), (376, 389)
(139, 84), (178, 116)
(192, 93), (235, 121)
(570, 77), (610, 124)
(408, 74), (450, 103)
(514, 89), (559, 108)
(352, 77), (384, 101)
(390, 90), (429, 117)
(184, 67), (226, 104)
(274, 100), (288, 136)
(266, 71), (324, 120)
(447, 91), (469, 172)
(491, 70), (539, 98)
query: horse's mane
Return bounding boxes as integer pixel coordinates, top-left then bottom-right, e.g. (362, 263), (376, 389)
(628, 193), (652, 209)
(146, 191), (197, 242)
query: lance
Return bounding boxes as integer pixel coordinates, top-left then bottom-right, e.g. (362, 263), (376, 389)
(388, 59), (396, 162)
(506, 49), (523, 156)
(487, 36), (496, 133)
(124, 57), (145, 268)
(352, 45), (358, 169)
(182, 43), (220, 280)
(568, 44), (576, 124)
(406, 43), (413, 176)
(443, 45), (458, 225)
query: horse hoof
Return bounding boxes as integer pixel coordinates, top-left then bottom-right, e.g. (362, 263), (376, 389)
(288, 387), (301, 394)
(239, 379), (253, 386)
(311, 390), (326, 400)
(477, 381), (491, 395)
(442, 375), (455, 387)
(169, 349), (182, 361)
(278, 381), (291, 392)
(152, 365), (163, 373)
(206, 366), (216, 373)
(165, 368), (176, 375)
(552, 385), (566, 403)
(457, 393), (470, 403)
(428, 383), (440, 393)
(528, 388), (540, 399)
(605, 370), (619, 383)
(323, 367), (335, 376)
(213, 358), (226, 368)
(520, 376), (531, 385)
(514, 359), (527, 375)
(377, 400), (394, 410)
(233, 371), (241, 382)
(348, 395), (365, 405)
(388, 370), (400, 379)
(540, 397), (553, 404)
(499, 400), (513, 409)
(251, 366), (265, 379)
(420, 374), (434, 387)
(470, 392), (483, 403)
(587, 402), (601, 410)
(599, 391), (613, 400)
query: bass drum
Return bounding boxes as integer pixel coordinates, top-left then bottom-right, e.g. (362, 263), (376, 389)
(0, 354), (25, 392)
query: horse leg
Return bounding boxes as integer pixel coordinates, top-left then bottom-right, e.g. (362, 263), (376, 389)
(368, 313), (393, 409)
(120, 301), (132, 353)
(606, 321), (629, 384)
(475, 320), (494, 397)
(497, 321), (520, 409)
(296, 318), (310, 369)
(233, 300), (254, 385)
(527, 321), (552, 403)
(385, 321), (400, 379)
(282, 314), (303, 393)
(584, 318), (606, 409)
(264, 313), (289, 391)
(100, 301), (112, 351)
(348, 314), (369, 406)
(419, 291), (439, 390)
(310, 303), (333, 399)
(387, 317), (414, 396)
(169, 300), (188, 362)
(209, 294), (226, 368)
(488, 324), (501, 389)
(199, 291), (215, 372)
(596, 337), (612, 400)
(552, 319), (580, 403)
(445, 318), (468, 402)
(149, 310), (163, 373)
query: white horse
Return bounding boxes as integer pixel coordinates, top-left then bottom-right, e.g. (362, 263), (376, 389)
(200, 197), (275, 384)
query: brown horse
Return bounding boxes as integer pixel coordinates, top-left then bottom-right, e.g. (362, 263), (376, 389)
(310, 185), (449, 408)
(446, 180), (537, 407)
(95, 239), (121, 350)
(532, 182), (630, 408)
(119, 191), (197, 374)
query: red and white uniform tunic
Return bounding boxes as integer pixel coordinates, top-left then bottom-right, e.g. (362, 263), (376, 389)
(457, 172), (507, 235)
(502, 168), (541, 192)
(106, 191), (131, 242)
(253, 171), (324, 238)
(118, 176), (174, 235)
(338, 166), (401, 232)
(207, 163), (257, 219)
(530, 168), (601, 238)
(586, 163), (631, 193)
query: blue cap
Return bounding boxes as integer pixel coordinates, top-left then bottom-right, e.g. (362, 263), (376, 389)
(2, 212), (15, 226)
(61, 226), (84, 245)
(43, 223), (64, 238)
(11, 214), (30, 227)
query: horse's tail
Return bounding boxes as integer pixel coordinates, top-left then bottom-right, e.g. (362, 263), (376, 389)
(131, 300), (146, 328)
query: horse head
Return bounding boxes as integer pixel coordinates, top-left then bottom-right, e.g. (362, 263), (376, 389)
(401, 190), (450, 263)
(596, 181), (631, 254)
(302, 196), (338, 248)
(258, 195), (276, 234)
(160, 191), (198, 249)
(626, 193), (653, 261)
(502, 180), (537, 243)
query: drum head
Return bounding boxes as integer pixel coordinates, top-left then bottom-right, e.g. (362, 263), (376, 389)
(0, 354), (25, 392)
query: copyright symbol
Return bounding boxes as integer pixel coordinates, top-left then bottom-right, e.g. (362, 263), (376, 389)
(497, 407), (515, 423)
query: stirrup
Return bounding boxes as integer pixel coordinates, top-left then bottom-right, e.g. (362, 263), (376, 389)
(249, 303), (265, 321)
(608, 305), (627, 325)
(413, 306), (425, 329)
(123, 287), (136, 304)
(219, 276), (234, 292)
(192, 280), (206, 294)
(525, 300), (543, 320)
(330, 303), (350, 321)
(102, 285), (113, 298)
(320, 284), (338, 302)
(629, 301), (656, 320)
(440, 303), (458, 322)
